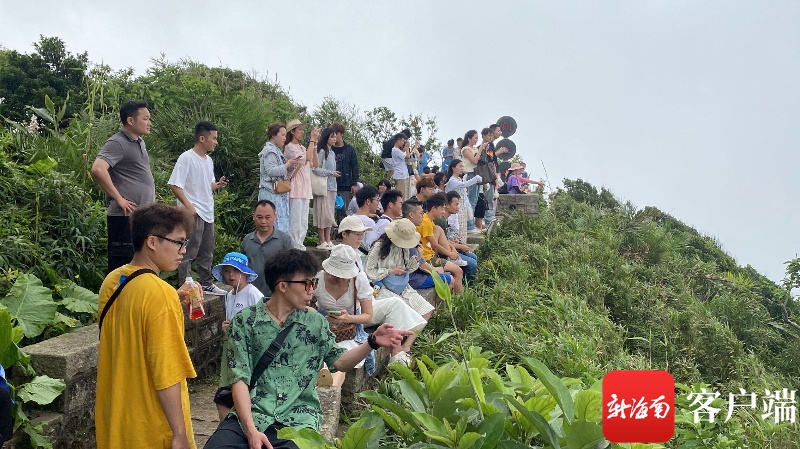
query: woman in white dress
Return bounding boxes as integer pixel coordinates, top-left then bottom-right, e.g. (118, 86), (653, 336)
(338, 216), (427, 365)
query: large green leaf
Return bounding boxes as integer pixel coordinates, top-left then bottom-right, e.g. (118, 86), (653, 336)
(361, 390), (424, 434)
(505, 395), (561, 449)
(1, 274), (58, 338)
(17, 375), (65, 405)
(476, 412), (506, 449)
(392, 363), (427, 405)
(276, 427), (334, 449)
(525, 358), (575, 425)
(0, 308), (28, 368)
(399, 379), (427, 413)
(564, 420), (606, 449)
(23, 421), (53, 449)
(59, 281), (98, 315)
(340, 422), (378, 449)
(427, 266), (452, 307)
(428, 364), (460, 402)
(458, 432), (484, 449)
(574, 390), (602, 423)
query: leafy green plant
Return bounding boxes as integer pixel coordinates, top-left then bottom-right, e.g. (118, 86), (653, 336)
(0, 272), (97, 447)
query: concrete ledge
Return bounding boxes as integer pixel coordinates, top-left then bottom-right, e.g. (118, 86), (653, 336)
(467, 234), (485, 245)
(21, 324), (99, 415)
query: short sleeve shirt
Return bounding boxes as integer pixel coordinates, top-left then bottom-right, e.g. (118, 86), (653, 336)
(96, 265), (197, 449)
(242, 230), (293, 296)
(417, 213), (436, 261)
(391, 147), (409, 179)
(167, 149), (216, 223)
(222, 302), (347, 431)
(96, 129), (156, 216)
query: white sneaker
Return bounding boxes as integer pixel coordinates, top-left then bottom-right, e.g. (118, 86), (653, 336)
(316, 243), (328, 250)
(202, 284), (227, 295)
(453, 257), (468, 267)
(389, 351), (412, 367)
(323, 242), (336, 250)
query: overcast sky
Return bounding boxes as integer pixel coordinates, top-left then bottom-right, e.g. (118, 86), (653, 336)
(2, 1), (798, 282)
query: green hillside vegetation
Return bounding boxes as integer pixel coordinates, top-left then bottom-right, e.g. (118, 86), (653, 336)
(2, 36), (800, 447)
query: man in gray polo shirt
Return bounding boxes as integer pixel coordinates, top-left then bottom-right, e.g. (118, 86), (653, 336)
(91, 100), (156, 273)
(242, 200), (292, 296)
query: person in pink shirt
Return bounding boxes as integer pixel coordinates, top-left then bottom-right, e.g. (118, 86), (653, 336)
(284, 119), (320, 249)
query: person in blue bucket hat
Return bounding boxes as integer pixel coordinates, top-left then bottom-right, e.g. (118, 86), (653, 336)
(211, 252), (264, 419)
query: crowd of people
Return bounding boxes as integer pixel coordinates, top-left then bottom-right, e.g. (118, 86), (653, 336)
(89, 100), (541, 449)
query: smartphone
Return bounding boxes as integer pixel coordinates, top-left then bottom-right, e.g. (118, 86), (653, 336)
(327, 310), (342, 316)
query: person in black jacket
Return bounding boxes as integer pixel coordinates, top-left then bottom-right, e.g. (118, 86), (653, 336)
(331, 122), (360, 224)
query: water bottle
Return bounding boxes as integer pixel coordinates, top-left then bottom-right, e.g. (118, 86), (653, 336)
(177, 277), (205, 320)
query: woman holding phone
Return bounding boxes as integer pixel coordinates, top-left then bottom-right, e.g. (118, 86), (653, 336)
(313, 244), (374, 385)
(284, 119), (320, 249)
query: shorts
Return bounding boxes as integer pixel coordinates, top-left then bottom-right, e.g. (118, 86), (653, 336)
(429, 254), (450, 268)
(415, 273), (452, 289)
(474, 192), (487, 219)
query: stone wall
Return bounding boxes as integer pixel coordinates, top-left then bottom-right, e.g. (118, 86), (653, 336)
(7, 294), (226, 449)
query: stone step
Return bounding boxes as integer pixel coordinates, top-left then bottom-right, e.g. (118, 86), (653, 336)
(467, 234), (485, 245)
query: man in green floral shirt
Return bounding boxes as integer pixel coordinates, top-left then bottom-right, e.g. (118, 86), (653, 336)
(205, 249), (411, 449)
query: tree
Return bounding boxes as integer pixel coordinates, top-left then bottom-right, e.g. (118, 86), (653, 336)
(0, 36), (88, 125)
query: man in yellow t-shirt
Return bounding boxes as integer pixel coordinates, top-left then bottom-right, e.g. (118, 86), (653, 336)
(96, 203), (197, 449)
(415, 194), (464, 294)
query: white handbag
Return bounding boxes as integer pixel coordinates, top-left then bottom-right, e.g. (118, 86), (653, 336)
(311, 172), (328, 197)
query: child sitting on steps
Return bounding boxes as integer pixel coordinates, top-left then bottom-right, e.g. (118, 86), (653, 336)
(210, 252), (263, 420)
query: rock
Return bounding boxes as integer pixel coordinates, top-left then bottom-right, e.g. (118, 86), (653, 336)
(317, 386), (342, 441)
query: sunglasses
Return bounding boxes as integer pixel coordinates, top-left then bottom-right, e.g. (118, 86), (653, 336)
(282, 278), (318, 291)
(153, 235), (190, 251)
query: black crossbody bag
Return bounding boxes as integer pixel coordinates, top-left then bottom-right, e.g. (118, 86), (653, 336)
(214, 323), (294, 408)
(98, 268), (157, 333)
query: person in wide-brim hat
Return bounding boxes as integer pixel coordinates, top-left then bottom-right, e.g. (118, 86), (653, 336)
(322, 244), (361, 279)
(385, 218), (421, 249)
(285, 118), (306, 133)
(212, 252), (258, 283)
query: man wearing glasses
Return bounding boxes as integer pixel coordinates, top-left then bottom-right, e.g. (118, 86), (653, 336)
(205, 249), (411, 449)
(96, 203), (197, 449)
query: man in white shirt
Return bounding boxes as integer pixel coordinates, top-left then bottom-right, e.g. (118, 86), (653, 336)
(168, 121), (228, 294)
(350, 185), (381, 252)
(389, 133), (410, 198)
(365, 189), (403, 250)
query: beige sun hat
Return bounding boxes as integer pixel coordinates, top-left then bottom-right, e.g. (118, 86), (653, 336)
(338, 215), (373, 234)
(322, 244), (360, 279)
(509, 163), (525, 171)
(286, 118), (306, 133)
(385, 218), (421, 249)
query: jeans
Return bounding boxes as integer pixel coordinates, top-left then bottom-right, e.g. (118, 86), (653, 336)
(484, 184), (496, 224)
(459, 251), (478, 284)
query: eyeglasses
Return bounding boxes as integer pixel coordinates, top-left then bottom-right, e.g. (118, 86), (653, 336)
(282, 278), (318, 291)
(153, 235), (190, 251)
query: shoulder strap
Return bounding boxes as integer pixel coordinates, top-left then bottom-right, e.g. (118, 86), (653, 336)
(98, 268), (157, 333)
(249, 322), (294, 390)
(352, 278), (358, 313)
